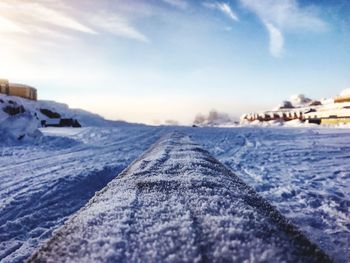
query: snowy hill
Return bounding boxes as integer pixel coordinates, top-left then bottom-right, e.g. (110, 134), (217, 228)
(0, 94), (130, 143)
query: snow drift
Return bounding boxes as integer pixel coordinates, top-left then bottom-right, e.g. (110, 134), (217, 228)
(0, 94), (129, 144)
(0, 113), (42, 144)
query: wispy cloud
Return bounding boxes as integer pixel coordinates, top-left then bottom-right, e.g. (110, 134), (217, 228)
(0, 1), (96, 35)
(240, 0), (327, 57)
(162, 0), (188, 9)
(264, 21), (284, 57)
(204, 2), (239, 22)
(24, 3), (96, 34)
(217, 3), (239, 21)
(0, 0), (148, 43)
(0, 0), (151, 84)
(0, 16), (27, 33)
(91, 13), (149, 43)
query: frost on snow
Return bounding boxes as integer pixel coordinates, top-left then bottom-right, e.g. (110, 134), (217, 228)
(0, 126), (165, 263)
(190, 127), (350, 263)
(30, 132), (329, 263)
(1, 125), (349, 262)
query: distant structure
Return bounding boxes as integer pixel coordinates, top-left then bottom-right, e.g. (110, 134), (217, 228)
(0, 79), (37, 100)
(335, 93), (350, 103)
(242, 92), (350, 125)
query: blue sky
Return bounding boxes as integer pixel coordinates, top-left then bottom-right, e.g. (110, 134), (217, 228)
(0, 0), (349, 124)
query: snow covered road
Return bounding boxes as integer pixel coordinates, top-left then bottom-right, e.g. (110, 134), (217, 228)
(190, 127), (350, 262)
(0, 126), (166, 263)
(1, 126), (349, 262)
(30, 132), (329, 263)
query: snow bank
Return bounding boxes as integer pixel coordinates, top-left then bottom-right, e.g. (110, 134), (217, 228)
(0, 114), (42, 144)
(0, 94), (126, 129)
(30, 132), (329, 263)
(240, 118), (350, 129)
(0, 95), (42, 144)
(0, 94), (132, 144)
(37, 100), (125, 127)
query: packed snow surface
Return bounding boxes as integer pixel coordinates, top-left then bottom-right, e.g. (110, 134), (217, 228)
(0, 125), (349, 262)
(30, 132), (329, 263)
(0, 126), (166, 263)
(190, 127), (350, 263)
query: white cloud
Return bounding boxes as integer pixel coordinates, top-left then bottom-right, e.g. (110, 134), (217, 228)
(24, 3), (96, 34)
(204, 2), (239, 22)
(240, 0), (326, 30)
(0, 0), (150, 87)
(162, 0), (188, 9)
(91, 14), (149, 43)
(240, 0), (326, 57)
(264, 21), (284, 57)
(0, 1), (96, 35)
(217, 3), (239, 21)
(0, 0), (149, 43)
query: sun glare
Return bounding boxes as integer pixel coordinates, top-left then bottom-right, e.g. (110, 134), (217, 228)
(0, 16), (25, 33)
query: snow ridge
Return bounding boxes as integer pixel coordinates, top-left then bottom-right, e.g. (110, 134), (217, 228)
(29, 132), (330, 262)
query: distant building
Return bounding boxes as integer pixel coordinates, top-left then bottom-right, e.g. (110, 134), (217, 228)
(0, 79), (37, 100)
(242, 92), (350, 125)
(334, 95), (350, 103)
